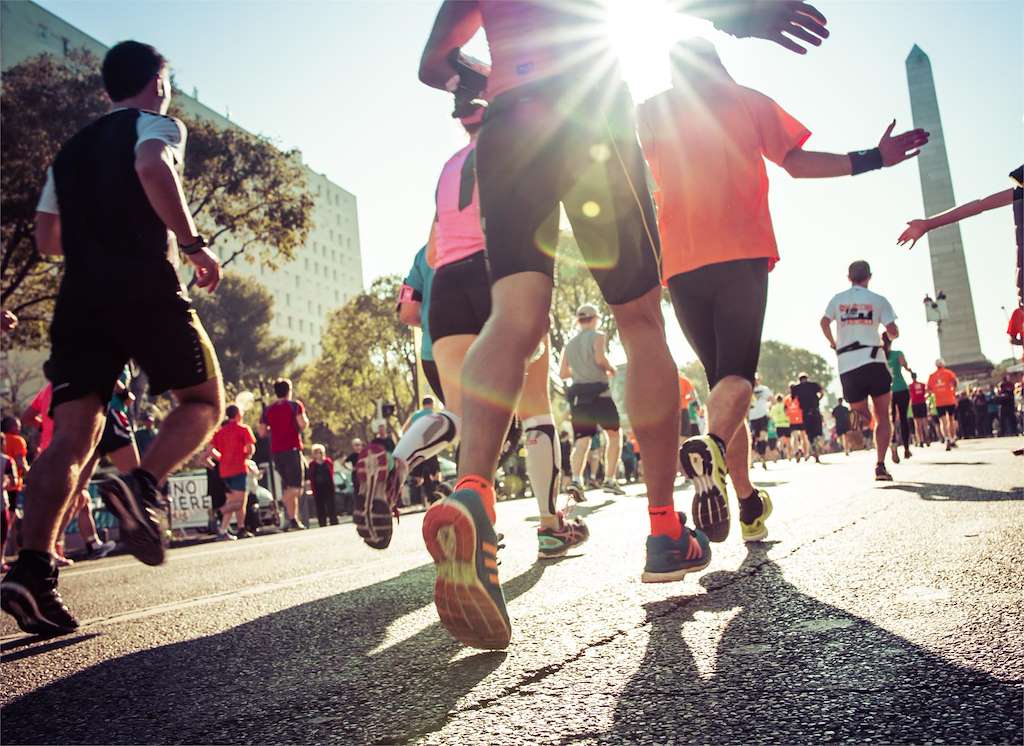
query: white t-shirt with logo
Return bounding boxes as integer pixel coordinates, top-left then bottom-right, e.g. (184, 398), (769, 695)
(823, 285), (897, 374)
(748, 384), (773, 420)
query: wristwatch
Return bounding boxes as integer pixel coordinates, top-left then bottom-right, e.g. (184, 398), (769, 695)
(179, 234), (208, 255)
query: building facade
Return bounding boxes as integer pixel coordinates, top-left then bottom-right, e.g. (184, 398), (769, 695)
(1, 0), (363, 364)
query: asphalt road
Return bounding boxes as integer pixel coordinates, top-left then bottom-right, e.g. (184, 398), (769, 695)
(2, 438), (1022, 745)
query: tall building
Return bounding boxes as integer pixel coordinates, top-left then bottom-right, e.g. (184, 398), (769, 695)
(1, 0), (363, 364)
(905, 45), (990, 376)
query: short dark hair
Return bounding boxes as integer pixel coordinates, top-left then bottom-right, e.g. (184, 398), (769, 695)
(0, 416), (17, 433)
(273, 379), (291, 398)
(848, 260), (871, 283)
(102, 41), (166, 101)
(225, 405), (240, 419)
(422, 397), (434, 406)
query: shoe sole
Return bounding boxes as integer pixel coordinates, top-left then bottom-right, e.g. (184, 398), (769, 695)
(99, 475), (165, 566)
(353, 447), (393, 549)
(680, 439), (730, 543)
(741, 493), (773, 543)
(1, 581), (79, 636)
(422, 501), (510, 650)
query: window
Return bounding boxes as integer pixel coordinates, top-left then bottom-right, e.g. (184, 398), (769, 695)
(287, 316), (293, 329)
(295, 276), (300, 288)
(299, 319), (305, 332)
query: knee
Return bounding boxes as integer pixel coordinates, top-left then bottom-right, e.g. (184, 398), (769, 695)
(485, 308), (549, 356)
(178, 380), (225, 427)
(612, 291), (665, 343)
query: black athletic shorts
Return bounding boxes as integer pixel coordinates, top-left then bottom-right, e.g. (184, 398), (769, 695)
(667, 258), (770, 388)
(911, 402), (928, 418)
(803, 410), (823, 440)
(749, 416), (769, 438)
(937, 404), (956, 417)
(476, 78), (660, 306)
(776, 425), (791, 439)
(570, 396), (620, 440)
(789, 423), (805, 432)
(839, 363), (892, 405)
(421, 359), (445, 405)
(46, 293), (220, 411)
(429, 252), (492, 341)
(273, 449), (305, 489)
(97, 411), (135, 457)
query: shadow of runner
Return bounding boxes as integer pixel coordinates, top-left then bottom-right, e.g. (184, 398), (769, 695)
(880, 482), (1023, 502)
(606, 544), (1021, 744)
(2, 561), (550, 745)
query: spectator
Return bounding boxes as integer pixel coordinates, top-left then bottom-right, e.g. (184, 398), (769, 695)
(972, 387), (990, 438)
(621, 437), (638, 483)
(999, 375), (1019, 436)
(259, 378), (309, 531)
(207, 405), (256, 540)
(344, 438), (366, 511)
(307, 444), (338, 527)
(956, 391), (975, 440)
(135, 412), (159, 456)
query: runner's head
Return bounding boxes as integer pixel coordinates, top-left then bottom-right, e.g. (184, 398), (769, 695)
(422, 397), (434, 409)
(775, 394), (784, 403)
(576, 303), (599, 329)
(351, 438), (364, 453)
(837, 397), (844, 405)
(0, 416), (19, 435)
(669, 37), (733, 90)
(225, 404), (241, 422)
(848, 260), (872, 287)
(102, 41), (171, 114)
(798, 372), (809, 382)
(911, 371), (918, 381)
(273, 378), (292, 399)
(935, 358), (945, 369)
(311, 443), (326, 461)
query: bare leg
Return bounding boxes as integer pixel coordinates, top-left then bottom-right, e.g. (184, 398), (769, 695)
(726, 419), (755, 498)
(140, 378), (223, 483)
(604, 429), (622, 483)
(570, 438), (589, 482)
(433, 334), (476, 418)
(19, 397), (105, 553)
(610, 287), (679, 510)
(282, 487), (300, 522)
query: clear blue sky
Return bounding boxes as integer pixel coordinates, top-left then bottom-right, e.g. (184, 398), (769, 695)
(38, 0), (1023, 385)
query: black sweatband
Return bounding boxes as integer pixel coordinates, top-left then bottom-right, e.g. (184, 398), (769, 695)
(849, 148), (884, 176)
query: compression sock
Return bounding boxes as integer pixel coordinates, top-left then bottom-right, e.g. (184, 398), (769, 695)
(454, 475), (497, 524)
(648, 506), (682, 540)
(393, 411), (461, 470)
(523, 415), (560, 526)
(739, 491), (764, 524)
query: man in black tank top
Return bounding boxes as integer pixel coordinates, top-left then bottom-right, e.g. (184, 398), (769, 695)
(1, 41), (225, 636)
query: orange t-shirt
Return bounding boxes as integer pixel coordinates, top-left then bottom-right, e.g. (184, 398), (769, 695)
(638, 84), (810, 280)
(3, 433), (28, 492)
(678, 375), (695, 410)
(784, 396), (804, 425)
(211, 421), (256, 478)
(927, 368), (958, 408)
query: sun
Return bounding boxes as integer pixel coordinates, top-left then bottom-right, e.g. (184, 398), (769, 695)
(606, 0), (713, 102)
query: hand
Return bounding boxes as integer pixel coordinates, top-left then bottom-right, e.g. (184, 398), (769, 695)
(897, 219), (930, 249)
(1, 309), (17, 333)
(717, 1), (829, 55)
(187, 246), (222, 292)
(878, 120), (929, 167)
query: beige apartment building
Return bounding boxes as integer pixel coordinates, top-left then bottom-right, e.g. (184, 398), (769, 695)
(1, 0), (363, 366)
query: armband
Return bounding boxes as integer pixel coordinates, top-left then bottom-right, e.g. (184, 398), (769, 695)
(849, 148), (883, 176)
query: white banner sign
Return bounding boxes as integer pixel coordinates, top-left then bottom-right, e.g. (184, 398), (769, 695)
(167, 472), (212, 529)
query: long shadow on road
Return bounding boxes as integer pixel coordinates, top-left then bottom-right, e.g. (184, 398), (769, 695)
(603, 544), (1021, 744)
(881, 482), (1024, 502)
(2, 561), (549, 745)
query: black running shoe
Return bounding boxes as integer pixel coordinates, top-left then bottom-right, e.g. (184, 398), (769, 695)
(1, 552), (79, 636)
(679, 435), (730, 543)
(98, 470), (166, 566)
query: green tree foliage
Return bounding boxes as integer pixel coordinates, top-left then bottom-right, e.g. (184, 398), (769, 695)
(191, 274), (300, 387)
(0, 50), (314, 346)
(300, 276), (417, 445)
(551, 232), (619, 356)
(754, 340), (835, 396)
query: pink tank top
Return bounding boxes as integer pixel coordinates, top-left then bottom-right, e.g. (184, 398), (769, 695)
(480, 1), (604, 98)
(433, 142), (485, 269)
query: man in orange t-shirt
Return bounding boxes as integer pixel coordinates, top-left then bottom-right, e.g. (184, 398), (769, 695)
(637, 38), (928, 543)
(927, 360), (959, 449)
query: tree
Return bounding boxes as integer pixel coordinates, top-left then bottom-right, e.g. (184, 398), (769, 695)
(756, 340), (835, 396)
(1, 50), (314, 347)
(551, 232), (619, 356)
(300, 276), (418, 445)
(190, 274), (300, 387)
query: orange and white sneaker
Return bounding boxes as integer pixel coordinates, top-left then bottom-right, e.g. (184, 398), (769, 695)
(422, 487), (510, 650)
(353, 444), (392, 549)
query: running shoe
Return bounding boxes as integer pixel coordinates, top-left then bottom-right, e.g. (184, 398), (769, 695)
(422, 488), (510, 650)
(641, 516), (712, 583)
(566, 481), (587, 504)
(602, 480), (625, 496)
(679, 435), (730, 543)
(537, 513), (590, 559)
(904, 447), (912, 459)
(875, 463), (894, 481)
(353, 444), (393, 549)
(54, 555), (75, 568)
(84, 539), (117, 560)
(739, 490), (773, 543)
(215, 531), (237, 541)
(97, 470), (166, 566)
(235, 529), (255, 539)
(1, 553), (79, 636)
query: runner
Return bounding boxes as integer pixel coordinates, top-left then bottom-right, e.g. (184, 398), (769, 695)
(399, 246), (444, 403)
(831, 398), (854, 455)
(206, 404), (256, 540)
(402, 397), (443, 506)
(678, 372), (699, 443)
(560, 305), (625, 496)
(356, 87), (588, 563)
(927, 360), (959, 451)
(637, 37), (925, 545)
(820, 260), (899, 481)
(884, 334), (914, 462)
(1, 41), (224, 636)
(784, 390), (808, 461)
(791, 373), (824, 463)
(747, 374), (773, 470)
(769, 394), (791, 460)
(259, 378), (308, 530)
(418, 0), (832, 650)
(908, 372), (929, 447)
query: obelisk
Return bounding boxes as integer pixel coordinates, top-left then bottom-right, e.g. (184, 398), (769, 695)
(905, 45), (990, 375)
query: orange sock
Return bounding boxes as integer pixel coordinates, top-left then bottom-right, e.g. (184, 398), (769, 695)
(649, 506), (682, 540)
(455, 475), (497, 524)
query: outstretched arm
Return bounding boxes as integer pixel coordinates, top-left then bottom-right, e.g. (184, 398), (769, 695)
(898, 188), (1014, 248)
(683, 0), (829, 54)
(419, 0), (482, 89)
(782, 120), (929, 178)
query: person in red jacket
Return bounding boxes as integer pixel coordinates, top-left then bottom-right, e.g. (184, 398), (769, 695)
(259, 379), (309, 530)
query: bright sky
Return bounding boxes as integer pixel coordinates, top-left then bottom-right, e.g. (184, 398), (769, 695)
(38, 0), (1023, 388)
